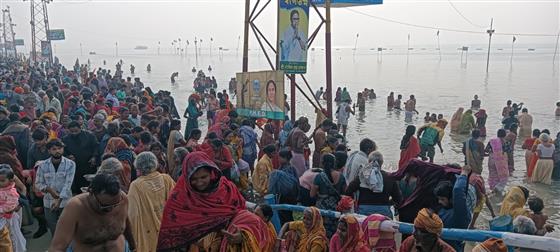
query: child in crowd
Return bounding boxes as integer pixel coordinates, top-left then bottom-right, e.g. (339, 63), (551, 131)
(528, 196), (555, 235)
(0, 165), (26, 251)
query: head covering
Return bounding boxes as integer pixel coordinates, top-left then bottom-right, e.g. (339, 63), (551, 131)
(539, 133), (550, 143)
(299, 207), (327, 252)
(414, 208), (444, 235)
(330, 215), (369, 252)
(219, 210), (274, 252)
(0, 135), (17, 154)
(499, 186), (530, 218)
(336, 196), (354, 213)
(361, 214), (396, 250)
(389, 160), (460, 223)
(472, 238), (508, 252)
(13, 87), (23, 94)
(157, 152), (246, 250)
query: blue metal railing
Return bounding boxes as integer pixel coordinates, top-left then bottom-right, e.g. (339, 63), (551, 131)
(254, 194), (560, 251)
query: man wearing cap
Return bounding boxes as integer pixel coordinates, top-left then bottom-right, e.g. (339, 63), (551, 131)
(399, 208), (456, 252)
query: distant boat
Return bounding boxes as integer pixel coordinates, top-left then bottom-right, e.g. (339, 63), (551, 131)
(222, 48), (229, 51)
(476, 48), (483, 50)
(420, 48), (426, 50)
(134, 45), (148, 50)
(89, 51), (96, 55)
(497, 48), (503, 51)
(311, 48), (316, 51)
(528, 48), (536, 51)
(408, 48), (414, 50)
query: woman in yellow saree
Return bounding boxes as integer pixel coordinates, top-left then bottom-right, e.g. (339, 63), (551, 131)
(278, 206), (328, 252)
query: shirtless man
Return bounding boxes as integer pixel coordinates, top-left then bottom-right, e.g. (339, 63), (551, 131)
(49, 174), (136, 252)
(404, 95), (419, 122)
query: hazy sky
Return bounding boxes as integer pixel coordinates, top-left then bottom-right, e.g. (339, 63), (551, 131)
(4, 0), (559, 53)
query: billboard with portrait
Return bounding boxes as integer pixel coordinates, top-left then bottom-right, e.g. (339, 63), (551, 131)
(41, 41), (51, 56)
(236, 70), (285, 120)
(277, 0), (309, 74)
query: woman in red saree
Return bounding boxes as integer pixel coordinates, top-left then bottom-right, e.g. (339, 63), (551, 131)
(329, 215), (370, 252)
(219, 210), (274, 252)
(399, 125), (420, 169)
(157, 151), (246, 251)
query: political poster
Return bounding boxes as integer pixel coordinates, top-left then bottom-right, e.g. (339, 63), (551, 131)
(47, 29), (65, 40)
(41, 41), (51, 56)
(236, 70), (285, 120)
(277, 0), (309, 74)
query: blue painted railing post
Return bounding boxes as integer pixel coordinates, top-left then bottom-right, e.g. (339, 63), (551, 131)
(264, 194), (281, 232)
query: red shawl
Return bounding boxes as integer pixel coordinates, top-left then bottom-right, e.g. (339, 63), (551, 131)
(398, 136), (420, 169)
(330, 215), (370, 252)
(157, 152), (246, 251)
(219, 210), (273, 252)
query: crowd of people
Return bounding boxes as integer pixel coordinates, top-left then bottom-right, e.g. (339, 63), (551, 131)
(0, 56), (558, 252)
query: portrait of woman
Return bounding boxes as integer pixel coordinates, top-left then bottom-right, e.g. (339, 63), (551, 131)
(260, 80), (283, 112)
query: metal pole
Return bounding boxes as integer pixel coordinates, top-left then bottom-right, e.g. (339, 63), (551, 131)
(510, 36), (515, 63)
(290, 74), (296, 121)
(553, 32), (559, 63)
(325, 0), (333, 119)
(486, 18), (494, 73)
(195, 37), (198, 66)
(80, 42), (83, 56)
(437, 31), (441, 60)
(115, 42), (118, 57)
(243, 0), (250, 72)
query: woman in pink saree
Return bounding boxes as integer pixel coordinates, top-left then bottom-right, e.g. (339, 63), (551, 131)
(485, 129), (509, 191)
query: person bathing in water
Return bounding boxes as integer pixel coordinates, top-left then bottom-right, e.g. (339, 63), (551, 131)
(171, 72), (179, 83)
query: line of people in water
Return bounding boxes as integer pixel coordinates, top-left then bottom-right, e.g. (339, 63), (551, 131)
(0, 56), (559, 252)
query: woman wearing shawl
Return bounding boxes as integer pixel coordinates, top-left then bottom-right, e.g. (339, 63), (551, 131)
(167, 119), (186, 177)
(499, 186), (530, 218)
(128, 152), (175, 252)
(0, 135), (24, 180)
(340, 88), (351, 103)
(258, 123), (275, 159)
(399, 208), (456, 252)
(458, 109), (475, 135)
(311, 154), (346, 237)
(287, 117), (312, 177)
(329, 215), (370, 252)
(184, 98), (202, 137)
(219, 210), (274, 252)
(527, 129), (550, 178)
(279, 120), (293, 148)
(157, 152), (246, 250)
(361, 214), (397, 252)
(269, 150), (299, 224)
(522, 129), (541, 172)
(104, 137), (135, 187)
(346, 151), (402, 219)
(530, 133), (555, 185)
(463, 129), (485, 174)
(389, 160), (460, 224)
(278, 207), (328, 252)
(399, 125), (420, 169)
(334, 87), (341, 103)
(484, 129), (509, 191)
(450, 108), (464, 133)
(475, 109), (488, 137)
